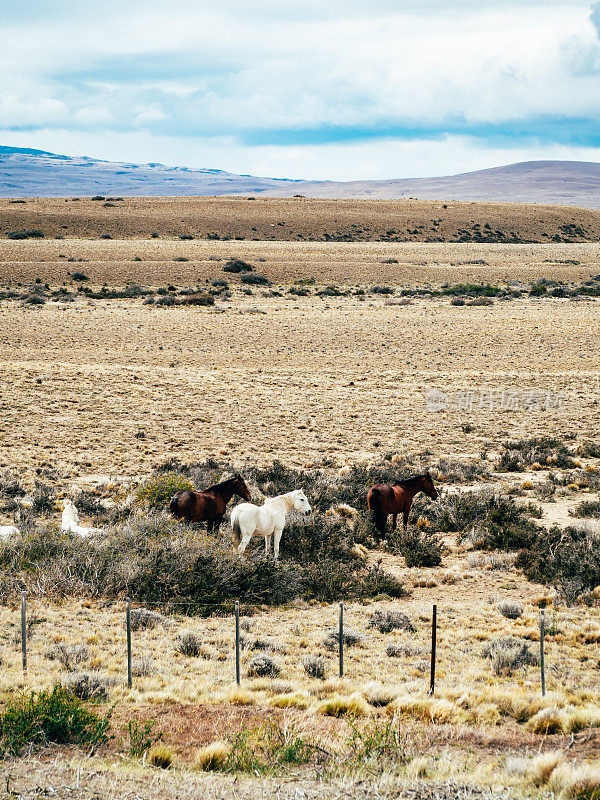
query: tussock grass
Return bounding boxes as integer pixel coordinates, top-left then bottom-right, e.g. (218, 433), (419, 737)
(319, 693), (369, 718)
(527, 751), (565, 786)
(194, 740), (231, 771)
(269, 692), (310, 709)
(149, 744), (173, 768)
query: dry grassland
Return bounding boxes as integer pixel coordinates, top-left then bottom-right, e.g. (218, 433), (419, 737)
(1, 195), (600, 242)
(1, 220), (600, 797)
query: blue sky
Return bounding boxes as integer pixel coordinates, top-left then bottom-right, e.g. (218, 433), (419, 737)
(2, 0), (600, 180)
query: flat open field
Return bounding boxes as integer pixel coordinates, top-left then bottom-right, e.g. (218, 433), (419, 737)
(1, 217), (600, 798)
(2, 195), (600, 242)
(0, 240), (599, 480)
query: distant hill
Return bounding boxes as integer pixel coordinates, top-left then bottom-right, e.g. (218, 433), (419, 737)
(1, 146), (600, 208)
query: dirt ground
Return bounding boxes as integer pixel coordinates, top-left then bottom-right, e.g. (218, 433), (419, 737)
(0, 282), (598, 480)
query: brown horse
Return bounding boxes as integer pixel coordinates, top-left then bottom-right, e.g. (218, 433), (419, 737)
(367, 472), (438, 540)
(169, 474), (251, 532)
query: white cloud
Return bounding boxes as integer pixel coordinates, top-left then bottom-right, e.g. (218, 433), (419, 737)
(1, 1), (600, 177)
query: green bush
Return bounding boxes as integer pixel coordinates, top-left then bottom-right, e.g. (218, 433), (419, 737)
(136, 473), (193, 509)
(421, 492), (538, 551)
(240, 273), (271, 286)
(0, 685), (111, 755)
(397, 528), (443, 567)
(570, 500), (600, 518)
(226, 720), (319, 773)
(498, 437), (576, 471)
(7, 229), (44, 240)
(223, 259), (253, 273)
(517, 525), (600, 602)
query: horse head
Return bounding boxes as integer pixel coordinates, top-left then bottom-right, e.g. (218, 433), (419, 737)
(292, 489), (312, 514)
(233, 473), (252, 501)
(423, 471), (439, 500)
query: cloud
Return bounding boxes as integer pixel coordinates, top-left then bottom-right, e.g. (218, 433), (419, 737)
(2, 1), (600, 177)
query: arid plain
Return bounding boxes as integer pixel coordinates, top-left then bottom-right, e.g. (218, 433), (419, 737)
(1, 199), (600, 799)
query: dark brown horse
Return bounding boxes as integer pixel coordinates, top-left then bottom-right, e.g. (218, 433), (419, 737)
(367, 472), (438, 539)
(169, 474), (251, 532)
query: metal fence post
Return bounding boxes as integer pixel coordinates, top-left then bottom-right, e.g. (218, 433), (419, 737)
(21, 591), (27, 674)
(339, 602), (344, 678)
(235, 600), (240, 685)
(126, 598), (132, 689)
(429, 604), (437, 695)
(540, 610), (546, 697)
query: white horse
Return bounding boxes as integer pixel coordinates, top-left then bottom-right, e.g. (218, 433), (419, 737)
(60, 500), (103, 537)
(0, 525), (19, 540)
(231, 489), (311, 559)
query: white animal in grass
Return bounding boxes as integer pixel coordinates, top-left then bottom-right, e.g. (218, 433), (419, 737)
(60, 500), (103, 537)
(231, 490), (311, 559)
(0, 525), (19, 539)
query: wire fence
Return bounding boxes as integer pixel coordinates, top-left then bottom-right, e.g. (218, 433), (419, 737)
(14, 592), (548, 698)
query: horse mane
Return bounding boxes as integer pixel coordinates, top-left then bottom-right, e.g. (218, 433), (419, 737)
(394, 473), (430, 487)
(205, 475), (243, 493)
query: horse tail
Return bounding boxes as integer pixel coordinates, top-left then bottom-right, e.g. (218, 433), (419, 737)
(169, 494), (181, 518)
(367, 487), (387, 537)
(231, 516), (242, 546)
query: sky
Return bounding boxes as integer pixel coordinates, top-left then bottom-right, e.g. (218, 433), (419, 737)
(2, 0), (600, 180)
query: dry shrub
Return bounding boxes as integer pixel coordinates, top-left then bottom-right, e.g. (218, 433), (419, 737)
(177, 631), (202, 656)
(303, 655), (326, 680)
(66, 672), (111, 701)
(247, 654), (281, 678)
(323, 627), (364, 650)
(396, 528), (443, 567)
(497, 599), (524, 619)
(46, 644), (89, 671)
(517, 525), (600, 602)
(368, 609), (415, 634)
(481, 636), (538, 676)
(130, 608), (167, 631)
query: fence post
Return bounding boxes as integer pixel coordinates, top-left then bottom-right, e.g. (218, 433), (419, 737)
(540, 610), (546, 697)
(21, 591), (27, 674)
(235, 600), (240, 686)
(339, 602), (344, 678)
(126, 598), (132, 689)
(429, 604), (437, 695)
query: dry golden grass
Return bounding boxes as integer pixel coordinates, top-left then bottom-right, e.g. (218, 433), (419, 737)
(1, 223), (600, 796)
(2, 237), (600, 286)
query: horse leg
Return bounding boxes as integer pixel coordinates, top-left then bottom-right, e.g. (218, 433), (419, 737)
(391, 513), (398, 531)
(403, 509), (410, 530)
(213, 516), (224, 534)
(265, 532), (272, 555)
(238, 532), (252, 555)
(273, 527), (283, 559)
